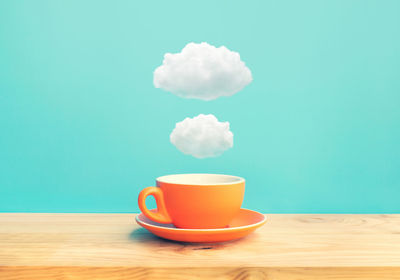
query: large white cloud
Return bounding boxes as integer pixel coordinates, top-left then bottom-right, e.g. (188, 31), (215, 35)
(170, 114), (233, 158)
(154, 42), (252, 101)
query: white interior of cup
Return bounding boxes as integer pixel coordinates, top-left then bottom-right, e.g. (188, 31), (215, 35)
(157, 174), (244, 185)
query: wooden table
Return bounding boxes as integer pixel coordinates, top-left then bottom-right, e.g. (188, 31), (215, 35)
(1, 214), (400, 279)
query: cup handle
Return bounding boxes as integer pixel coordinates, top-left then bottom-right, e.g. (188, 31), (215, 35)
(138, 187), (172, 224)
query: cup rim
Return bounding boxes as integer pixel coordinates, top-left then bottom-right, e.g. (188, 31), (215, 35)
(156, 173), (245, 186)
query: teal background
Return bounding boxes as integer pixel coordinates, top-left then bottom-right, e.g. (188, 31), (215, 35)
(1, 0), (399, 213)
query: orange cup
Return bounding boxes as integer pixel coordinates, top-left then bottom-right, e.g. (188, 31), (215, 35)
(138, 174), (245, 229)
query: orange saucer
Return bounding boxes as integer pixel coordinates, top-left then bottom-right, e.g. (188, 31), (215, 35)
(135, 208), (266, 243)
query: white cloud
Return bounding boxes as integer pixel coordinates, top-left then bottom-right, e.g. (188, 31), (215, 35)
(154, 42), (252, 101)
(170, 114), (233, 158)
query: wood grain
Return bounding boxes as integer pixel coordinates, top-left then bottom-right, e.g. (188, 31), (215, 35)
(1, 214), (400, 279)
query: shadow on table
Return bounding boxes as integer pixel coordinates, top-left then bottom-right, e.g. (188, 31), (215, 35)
(129, 227), (165, 243)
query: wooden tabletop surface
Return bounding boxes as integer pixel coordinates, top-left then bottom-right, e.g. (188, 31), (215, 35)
(1, 213), (400, 279)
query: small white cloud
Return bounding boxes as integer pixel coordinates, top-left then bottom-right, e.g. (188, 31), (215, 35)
(170, 114), (233, 158)
(154, 42), (252, 101)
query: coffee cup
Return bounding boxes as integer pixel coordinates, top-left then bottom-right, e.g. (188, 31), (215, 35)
(138, 174), (245, 229)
